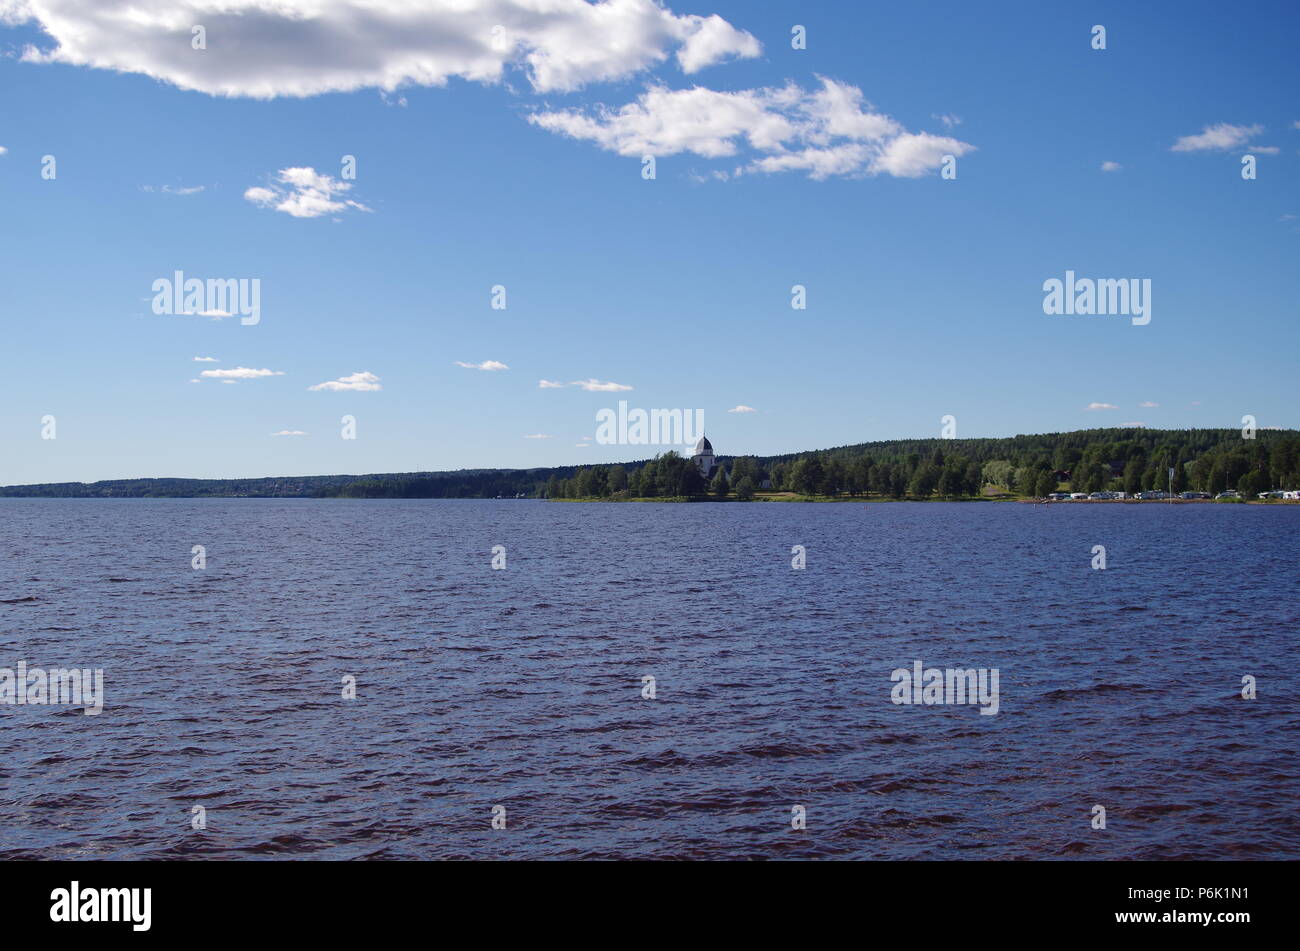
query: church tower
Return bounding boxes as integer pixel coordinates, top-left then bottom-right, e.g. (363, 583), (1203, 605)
(692, 434), (717, 478)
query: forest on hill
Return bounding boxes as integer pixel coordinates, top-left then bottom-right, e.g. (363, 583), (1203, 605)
(2, 428), (1295, 500)
(540, 427), (1300, 500)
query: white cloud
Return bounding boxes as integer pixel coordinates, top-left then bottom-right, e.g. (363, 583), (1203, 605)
(727, 404), (756, 413)
(141, 184), (205, 195)
(538, 379), (565, 388)
(570, 378), (633, 391)
(1171, 123), (1262, 152)
(193, 356), (219, 362)
(1085, 402), (1119, 411)
(1248, 145), (1280, 155)
(454, 360), (509, 371)
(271, 430), (307, 436)
(688, 169), (731, 184)
(308, 371), (382, 392)
(529, 77), (974, 180)
(523, 433), (553, 439)
(188, 378), (201, 383)
(931, 113), (962, 128)
(1100, 161), (1121, 172)
(6, 0), (760, 98)
(1139, 400), (1159, 408)
(869, 131), (971, 178)
(0, 146), (9, 155)
(245, 167), (369, 218)
(200, 367), (284, 380)
(675, 14), (760, 73)
(1120, 421), (1145, 428)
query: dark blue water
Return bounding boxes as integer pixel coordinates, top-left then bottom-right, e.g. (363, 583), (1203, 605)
(1, 498), (1296, 859)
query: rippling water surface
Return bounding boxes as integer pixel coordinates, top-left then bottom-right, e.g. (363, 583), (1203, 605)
(1, 498), (1296, 860)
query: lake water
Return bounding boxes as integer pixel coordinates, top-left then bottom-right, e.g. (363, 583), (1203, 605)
(1, 498), (1296, 860)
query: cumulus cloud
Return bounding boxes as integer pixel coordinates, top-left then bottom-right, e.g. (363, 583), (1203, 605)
(1085, 402), (1119, 411)
(570, 378), (633, 391)
(0, 145), (7, 155)
(454, 360), (509, 371)
(200, 367), (284, 380)
(674, 13), (760, 73)
(529, 77), (974, 179)
(245, 167), (369, 218)
(1100, 161), (1121, 172)
(308, 371), (382, 392)
(538, 379), (565, 388)
(1171, 123), (1263, 152)
(5, 0), (760, 98)
(727, 404), (756, 413)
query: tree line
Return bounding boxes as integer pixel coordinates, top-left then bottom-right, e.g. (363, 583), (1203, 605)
(3, 429), (1296, 500)
(541, 428), (1300, 500)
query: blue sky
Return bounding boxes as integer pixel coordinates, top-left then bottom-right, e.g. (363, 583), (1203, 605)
(1, 0), (1296, 483)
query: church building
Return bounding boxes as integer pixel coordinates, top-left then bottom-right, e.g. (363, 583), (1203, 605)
(691, 435), (723, 480)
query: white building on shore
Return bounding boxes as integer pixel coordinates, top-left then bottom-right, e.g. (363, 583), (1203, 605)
(692, 435), (722, 480)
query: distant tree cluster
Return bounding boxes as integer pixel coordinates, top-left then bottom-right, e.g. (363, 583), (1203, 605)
(544, 453), (706, 499)
(544, 429), (1300, 500)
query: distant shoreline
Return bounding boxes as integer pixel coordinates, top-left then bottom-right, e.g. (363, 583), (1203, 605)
(549, 494), (1293, 505)
(5, 425), (1297, 502)
(1, 494), (1294, 505)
